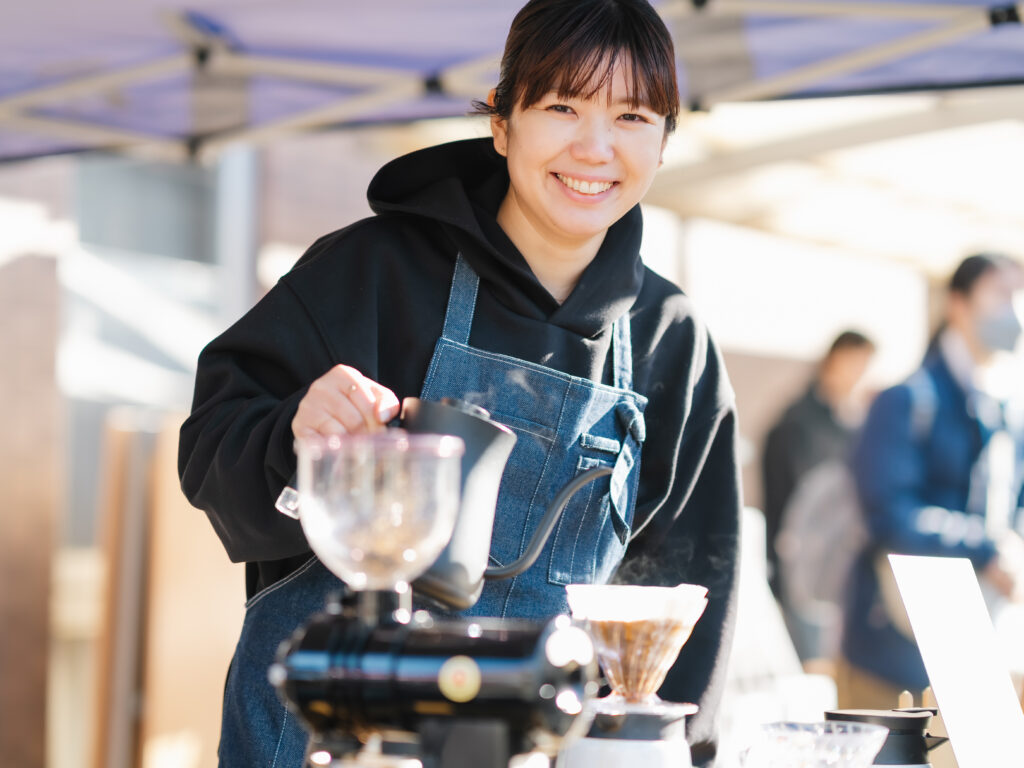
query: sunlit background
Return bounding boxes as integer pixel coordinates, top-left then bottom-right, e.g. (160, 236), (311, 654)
(3, 2), (1024, 767)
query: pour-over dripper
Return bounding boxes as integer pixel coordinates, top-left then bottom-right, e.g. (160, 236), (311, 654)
(565, 584), (708, 705)
(295, 431), (464, 591)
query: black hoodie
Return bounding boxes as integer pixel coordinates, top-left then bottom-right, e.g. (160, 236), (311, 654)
(179, 138), (740, 762)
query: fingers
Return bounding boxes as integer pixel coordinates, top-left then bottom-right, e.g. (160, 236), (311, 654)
(291, 365), (401, 440)
(368, 381), (401, 423)
(345, 372), (386, 431)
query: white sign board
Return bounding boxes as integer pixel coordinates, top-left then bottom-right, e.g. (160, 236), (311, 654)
(888, 554), (1024, 767)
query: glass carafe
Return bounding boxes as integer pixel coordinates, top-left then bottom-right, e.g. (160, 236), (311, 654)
(295, 431), (463, 591)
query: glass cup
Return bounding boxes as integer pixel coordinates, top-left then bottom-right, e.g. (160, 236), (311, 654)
(743, 721), (889, 768)
(295, 430), (463, 591)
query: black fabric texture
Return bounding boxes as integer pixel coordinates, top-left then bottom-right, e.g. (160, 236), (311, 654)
(178, 137), (741, 762)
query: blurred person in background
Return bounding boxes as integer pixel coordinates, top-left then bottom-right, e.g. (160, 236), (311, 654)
(840, 253), (1024, 708)
(762, 330), (877, 596)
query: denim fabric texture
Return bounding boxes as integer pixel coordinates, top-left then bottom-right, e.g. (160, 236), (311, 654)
(220, 556), (342, 767)
(218, 253), (647, 766)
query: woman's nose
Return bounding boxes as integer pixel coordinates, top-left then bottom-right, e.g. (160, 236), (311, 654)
(570, 119), (615, 163)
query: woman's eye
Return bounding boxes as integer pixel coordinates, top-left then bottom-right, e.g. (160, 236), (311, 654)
(547, 104), (575, 114)
(620, 113), (651, 123)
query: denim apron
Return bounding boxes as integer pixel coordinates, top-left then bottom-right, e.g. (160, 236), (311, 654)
(217, 254), (647, 767)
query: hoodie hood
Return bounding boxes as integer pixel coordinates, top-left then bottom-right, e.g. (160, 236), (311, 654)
(367, 137), (645, 337)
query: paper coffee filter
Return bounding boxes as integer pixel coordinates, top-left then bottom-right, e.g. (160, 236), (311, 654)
(567, 583), (709, 704)
(565, 583), (709, 624)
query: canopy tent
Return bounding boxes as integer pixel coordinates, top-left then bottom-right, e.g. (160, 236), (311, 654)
(2, 0), (1023, 163)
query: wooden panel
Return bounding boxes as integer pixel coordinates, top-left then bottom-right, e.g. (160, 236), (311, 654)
(137, 414), (245, 768)
(723, 349), (816, 510)
(92, 413), (160, 768)
(0, 255), (60, 768)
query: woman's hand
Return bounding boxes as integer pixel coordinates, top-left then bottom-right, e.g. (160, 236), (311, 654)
(292, 365), (401, 439)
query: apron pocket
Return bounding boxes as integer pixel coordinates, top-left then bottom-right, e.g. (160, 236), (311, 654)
(547, 456), (630, 586)
(486, 413), (557, 569)
(489, 411), (556, 443)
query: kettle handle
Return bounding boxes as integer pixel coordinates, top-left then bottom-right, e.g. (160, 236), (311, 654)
(483, 466), (613, 581)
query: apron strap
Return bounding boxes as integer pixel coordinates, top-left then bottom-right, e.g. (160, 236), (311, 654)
(443, 251), (636, 393)
(439, 253), (479, 345)
(611, 313), (634, 392)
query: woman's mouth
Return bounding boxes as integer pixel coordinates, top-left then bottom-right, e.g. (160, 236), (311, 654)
(554, 173), (615, 196)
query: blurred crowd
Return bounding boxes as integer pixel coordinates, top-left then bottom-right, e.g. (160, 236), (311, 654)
(760, 252), (1024, 708)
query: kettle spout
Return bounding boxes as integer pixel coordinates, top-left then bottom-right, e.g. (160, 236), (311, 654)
(484, 465), (613, 581)
(925, 734), (949, 752)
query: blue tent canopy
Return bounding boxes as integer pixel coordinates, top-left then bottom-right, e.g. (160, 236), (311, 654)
(1, 0), (1022, 162)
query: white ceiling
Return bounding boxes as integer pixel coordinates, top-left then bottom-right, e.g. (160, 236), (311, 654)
(649, 86), (1024, 277)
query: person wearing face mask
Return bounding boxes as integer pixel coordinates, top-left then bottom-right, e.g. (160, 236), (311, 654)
(838, 252), (1024, 708)
(178, 1), (741, 765)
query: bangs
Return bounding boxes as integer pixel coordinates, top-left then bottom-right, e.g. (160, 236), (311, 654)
(519, 40), (675, 119)
(482, 0), (681, 132)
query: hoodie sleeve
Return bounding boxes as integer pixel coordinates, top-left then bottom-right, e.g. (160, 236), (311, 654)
(615, 323), (742, 767)
(177, 219), (398, 565)
(177, 279), (337, 563)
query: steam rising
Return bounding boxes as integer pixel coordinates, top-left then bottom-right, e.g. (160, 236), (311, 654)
(461, 369), (536, 408)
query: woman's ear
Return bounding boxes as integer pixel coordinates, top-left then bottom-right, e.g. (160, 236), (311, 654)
(488, 88), (508, 157)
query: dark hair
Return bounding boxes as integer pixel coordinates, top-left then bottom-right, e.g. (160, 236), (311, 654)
(949, 252), (1021, 296)
(826, 330), (875, 360)
(473, 0), (680, 134)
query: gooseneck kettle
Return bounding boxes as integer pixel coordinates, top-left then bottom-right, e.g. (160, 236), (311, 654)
(278, 397), (614, 611)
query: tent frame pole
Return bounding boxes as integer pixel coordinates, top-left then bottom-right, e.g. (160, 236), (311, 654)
(195, 77), (424, 161)
(0, 55), (192, 118)
(701, 8), (996, 105)
(663, 0), (989, 21)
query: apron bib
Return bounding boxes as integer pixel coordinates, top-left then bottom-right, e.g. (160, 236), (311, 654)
(419, 254), (648, 617)
(217, 253), (647, 766)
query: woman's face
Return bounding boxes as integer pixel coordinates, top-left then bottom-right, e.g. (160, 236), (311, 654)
(491, 61), (667, 250)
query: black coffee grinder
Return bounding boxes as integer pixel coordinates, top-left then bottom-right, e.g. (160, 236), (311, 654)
(272, 400), (608, 768)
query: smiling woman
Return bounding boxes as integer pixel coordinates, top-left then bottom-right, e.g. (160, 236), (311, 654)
(178, 1), (741, 766)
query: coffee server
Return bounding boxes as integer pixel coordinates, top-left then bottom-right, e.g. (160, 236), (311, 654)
(826, 709), (949, 767)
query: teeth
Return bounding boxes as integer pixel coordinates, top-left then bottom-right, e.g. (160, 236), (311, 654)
(556, 174), (613, 195)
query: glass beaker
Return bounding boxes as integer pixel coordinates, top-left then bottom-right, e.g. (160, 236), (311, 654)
(743, 722), (889, 768)
(295, 431), (463, 591)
